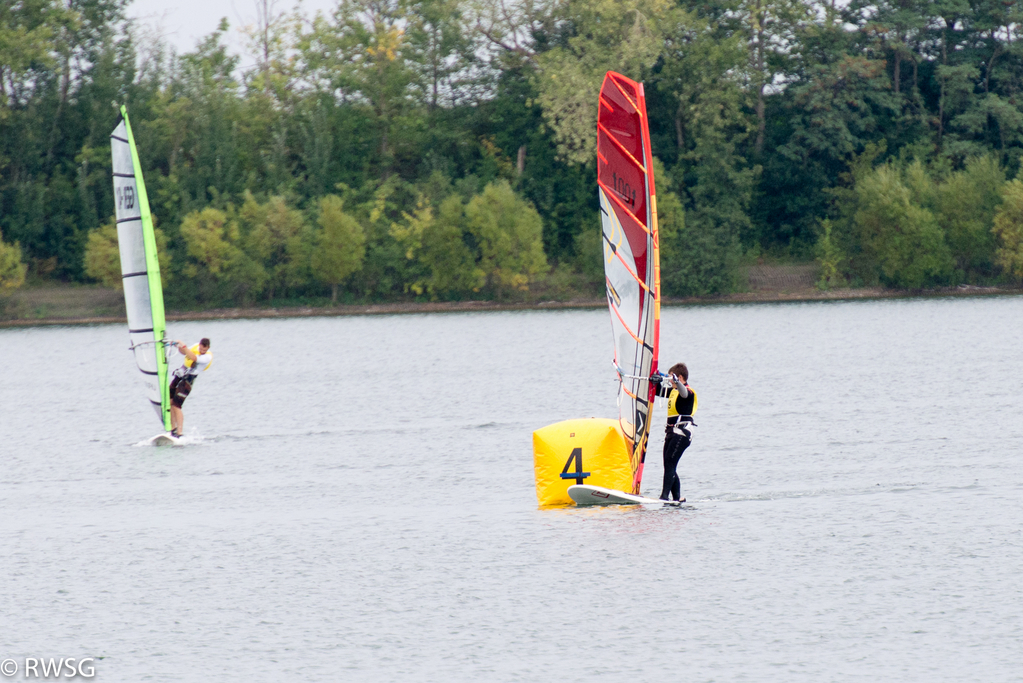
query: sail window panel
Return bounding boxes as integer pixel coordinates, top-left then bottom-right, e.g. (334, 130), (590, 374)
(122, 275), (154, 333)
(115, 219), (147, 279)
(129, 331), (160, 375)
(110, 123), (132, 169)
(111, 145), (134, 176)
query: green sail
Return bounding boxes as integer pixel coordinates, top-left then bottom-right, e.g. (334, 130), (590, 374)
(111, 106), (171, 430)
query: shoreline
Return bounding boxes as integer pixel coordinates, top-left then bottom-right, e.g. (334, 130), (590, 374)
(1, 284), (1017, 328)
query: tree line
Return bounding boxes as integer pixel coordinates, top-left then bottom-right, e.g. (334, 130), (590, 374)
(3, 0), (1023, 305)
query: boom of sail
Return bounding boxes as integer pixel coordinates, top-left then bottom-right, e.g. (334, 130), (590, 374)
(596, 72), (661, 494)
(110, 106), (171, 430)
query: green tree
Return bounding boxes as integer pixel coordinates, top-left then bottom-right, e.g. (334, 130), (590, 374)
(531, 0), (670, 164)
(659, 182), (742, 296)
(178, 206), (267, 304)
(464, 180), (547, 297)
(657, 7), (757, 265)
(311, 194), (367, 303)
(571, 218), (604, 286)
(933, 155), (1004, 279)
(853, 165), (953, 288)
(300, 0), (420, 174)
(343, 177), (419, 299)
(405, 0), (476, 111)
(992, 179), (1023, 281)
(83, 221), (121, 288)
(158, 20), (247, 211)
(242, 193), (308, 300)
(0, 229), (28, 293)
(392, 193), (485, 298)
(948, 93), (1023, 164)
(241, 0), (301, 98)
(780, 55), (900, 185)
(760, 54), (903, 246)
(814, 219), (846, 290)
(845, 0), (930, 96)
(180, 208), (236, 277)
(83, 219), (173, 289)
(0, 0), (56, 111)
(741, 0), (813, 155)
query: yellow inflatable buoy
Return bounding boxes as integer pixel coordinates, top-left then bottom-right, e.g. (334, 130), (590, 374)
(532, 418), (633, 507)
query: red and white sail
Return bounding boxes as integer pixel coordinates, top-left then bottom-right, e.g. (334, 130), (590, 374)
(596, 71), (661, 494)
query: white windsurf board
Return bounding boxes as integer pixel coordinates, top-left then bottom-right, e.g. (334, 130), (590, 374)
(568, 484), (684, 507)
(147, 433), (183, 446)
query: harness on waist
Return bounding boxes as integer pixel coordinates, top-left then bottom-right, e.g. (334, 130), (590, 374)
(666, 415), (697, 438)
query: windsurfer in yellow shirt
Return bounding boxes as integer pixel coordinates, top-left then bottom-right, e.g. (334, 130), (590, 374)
(653, 362), (697, 502)
(168, 337), (212, 437)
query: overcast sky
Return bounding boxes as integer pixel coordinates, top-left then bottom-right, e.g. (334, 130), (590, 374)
(126, 0), (337, 64)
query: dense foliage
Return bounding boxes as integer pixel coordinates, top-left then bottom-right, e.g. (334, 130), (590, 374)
(4, 0), (1023, 306)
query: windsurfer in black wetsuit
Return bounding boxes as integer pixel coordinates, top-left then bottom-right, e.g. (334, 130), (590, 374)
(653, 362), (697, 502)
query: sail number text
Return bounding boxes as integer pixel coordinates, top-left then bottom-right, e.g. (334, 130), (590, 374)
(116, 185), (136, 211)
(610, 171), (637, 206)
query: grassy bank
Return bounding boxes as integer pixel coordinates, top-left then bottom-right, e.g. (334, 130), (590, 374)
(1, 265), (1016, 328)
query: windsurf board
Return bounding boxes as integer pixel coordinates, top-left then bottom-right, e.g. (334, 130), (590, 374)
(147, 433), (182, 446)
(568, 484), (684, 507)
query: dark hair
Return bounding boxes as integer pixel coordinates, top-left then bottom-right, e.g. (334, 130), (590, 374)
(200, 338), (211, 348)
(668, 362), (688, 381)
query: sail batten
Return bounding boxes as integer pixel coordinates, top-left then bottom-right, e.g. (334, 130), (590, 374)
(111, 106), (171, 431)
(597, 71), (660, 495)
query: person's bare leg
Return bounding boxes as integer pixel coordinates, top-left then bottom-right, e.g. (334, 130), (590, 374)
(170, 405), (184, 435)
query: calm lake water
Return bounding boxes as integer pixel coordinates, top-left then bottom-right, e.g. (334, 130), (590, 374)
(2, 296), (1022, 681)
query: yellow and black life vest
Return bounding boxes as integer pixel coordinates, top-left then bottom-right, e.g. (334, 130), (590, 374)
(183, 344), (213, 372)
(667, 385), (697, 418)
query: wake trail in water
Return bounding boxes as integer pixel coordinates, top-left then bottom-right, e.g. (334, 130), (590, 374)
(695, 482), (931, 504)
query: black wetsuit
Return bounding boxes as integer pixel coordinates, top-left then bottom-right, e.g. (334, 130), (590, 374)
(655, 382), (696, 501)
